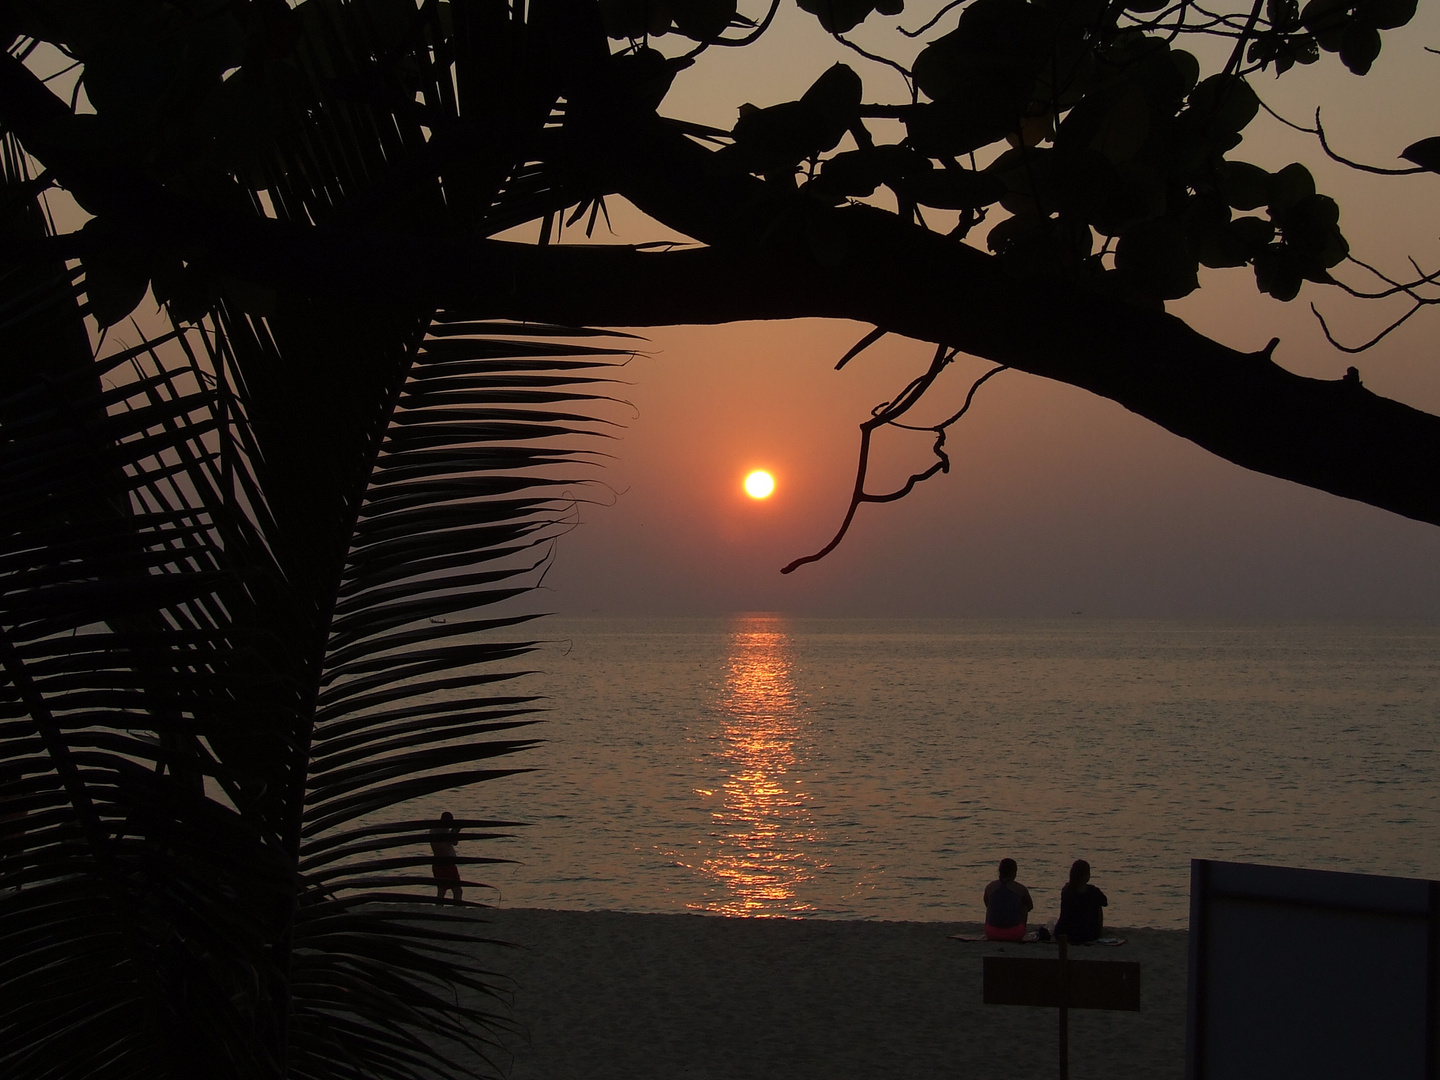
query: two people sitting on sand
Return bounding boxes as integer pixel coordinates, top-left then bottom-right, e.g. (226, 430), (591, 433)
(982, 858), (1035, 941)
(983, 856), (1109, 943)
(1054, 858), (1108, 944)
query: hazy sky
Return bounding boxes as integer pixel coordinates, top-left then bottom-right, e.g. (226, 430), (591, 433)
(543, 1), (1440, 619)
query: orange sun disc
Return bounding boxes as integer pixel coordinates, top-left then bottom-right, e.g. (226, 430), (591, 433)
(744, 470), (775, 499)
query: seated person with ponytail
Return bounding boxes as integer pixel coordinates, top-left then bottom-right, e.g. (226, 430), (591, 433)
(982, 858), (1034, 942)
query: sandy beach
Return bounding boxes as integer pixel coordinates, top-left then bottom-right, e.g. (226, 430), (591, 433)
(470, 909), (1188, 1080)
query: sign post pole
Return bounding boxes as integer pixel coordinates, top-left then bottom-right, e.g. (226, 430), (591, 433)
(1058, 935), (1070, 1080)
(982, 940), (1139, 1079)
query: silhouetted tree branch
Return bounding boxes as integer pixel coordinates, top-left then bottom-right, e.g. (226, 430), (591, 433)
(6, 0), (1440, 543)
(782, 351), (1007, 574)
(3, 46), (1438, 531)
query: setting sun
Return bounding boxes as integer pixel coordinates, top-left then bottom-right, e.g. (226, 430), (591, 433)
(744, 470), (775, 499)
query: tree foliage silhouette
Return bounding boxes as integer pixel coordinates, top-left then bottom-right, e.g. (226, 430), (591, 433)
(3, 0), (1436, 532)
(1, 0), (1438, 1077)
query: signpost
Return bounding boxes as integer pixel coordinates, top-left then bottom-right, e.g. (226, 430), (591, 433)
(983, 937), (1141, 1080)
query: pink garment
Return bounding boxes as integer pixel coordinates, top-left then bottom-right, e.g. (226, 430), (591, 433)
(984, 921), (1027, 942)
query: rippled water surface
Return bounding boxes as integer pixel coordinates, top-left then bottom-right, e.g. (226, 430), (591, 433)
(443, 617), (1440, 929)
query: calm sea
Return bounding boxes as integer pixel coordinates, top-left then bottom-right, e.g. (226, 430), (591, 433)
(445, 616), (1440, 930)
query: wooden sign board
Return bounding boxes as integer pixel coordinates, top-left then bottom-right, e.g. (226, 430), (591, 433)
(984, 955), (1141, 1012)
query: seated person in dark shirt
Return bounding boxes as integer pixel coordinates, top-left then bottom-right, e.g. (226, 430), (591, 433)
(1054, 859), (1107, 943)
(982, 858), (1034, 941)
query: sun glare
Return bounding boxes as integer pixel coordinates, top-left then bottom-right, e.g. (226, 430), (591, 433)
(744, 470), (775, 499)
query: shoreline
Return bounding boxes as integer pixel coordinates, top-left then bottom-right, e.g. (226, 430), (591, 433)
(464, 907), (1189, 1079)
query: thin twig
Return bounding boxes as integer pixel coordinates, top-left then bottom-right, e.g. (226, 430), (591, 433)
(835, 327), (888, 369)
(898, 0), (967, 38)
(1312, 301), (1425, 354)
(41, 60), (82, 84)
(1315, 109), (1426, 176)
(1346, 253), (1409, 290)
(831, 32), (914, 98)
(713, 0), (783, 46)
(1254, 94), (1317, 134)
(924, 362), (1007, 431)
(662, 117), (735, 143)
(1222, 0), (1265, 77)
(1328, 255), (1440, 301)
(679, 0), (784, 59)
(782, 353), (1006, 574)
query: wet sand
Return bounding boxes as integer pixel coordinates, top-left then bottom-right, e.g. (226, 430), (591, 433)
(471, 908), (1188, 1080)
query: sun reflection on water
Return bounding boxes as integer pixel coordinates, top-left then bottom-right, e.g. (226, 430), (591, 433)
(690, 615), (826, 916)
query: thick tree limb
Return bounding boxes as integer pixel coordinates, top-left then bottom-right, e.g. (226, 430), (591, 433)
(3, 52), (1438, 529)
(479, 238), (1440, 531)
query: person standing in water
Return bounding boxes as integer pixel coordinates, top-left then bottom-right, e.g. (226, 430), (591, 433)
(1054, 859), (1107, 943)
(430, 811), (462, 905)
(982, 858), (1034, 941)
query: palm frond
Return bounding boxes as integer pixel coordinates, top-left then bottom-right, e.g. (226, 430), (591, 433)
(2, 287), (625, 1080)
(2, 1), (632, 1072)
(285, 316), (623, 1080)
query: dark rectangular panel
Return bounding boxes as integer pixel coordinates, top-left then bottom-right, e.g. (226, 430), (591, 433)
(1186, 860), (1440, 1080)
(983, 955), (1141, 1011)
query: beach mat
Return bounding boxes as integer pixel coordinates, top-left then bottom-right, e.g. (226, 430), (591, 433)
(948, 934), (1127, 946)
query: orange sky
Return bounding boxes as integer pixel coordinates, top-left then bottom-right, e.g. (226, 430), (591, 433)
(543, 2), (1440, 617)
